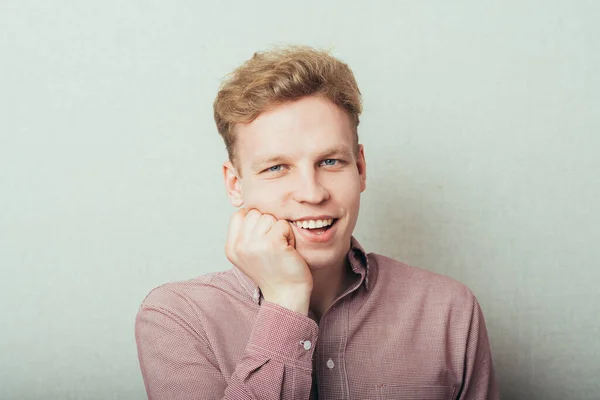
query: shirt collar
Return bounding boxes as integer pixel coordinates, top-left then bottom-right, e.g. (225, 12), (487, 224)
(233, 235), (370, 305)
(348, 235), (371, 291)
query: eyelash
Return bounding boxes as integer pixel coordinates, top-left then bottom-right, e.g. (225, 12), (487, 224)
(265, 159), (344, 173)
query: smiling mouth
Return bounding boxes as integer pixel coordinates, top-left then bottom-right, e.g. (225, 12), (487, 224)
(288, 218), (338, 234)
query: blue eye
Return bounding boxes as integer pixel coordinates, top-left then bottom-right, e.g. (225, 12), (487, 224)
(322, 159), (338, 166)
(268, 165), (283, 172)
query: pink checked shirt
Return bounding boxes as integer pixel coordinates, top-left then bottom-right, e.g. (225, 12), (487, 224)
(135, 237), (499, 399)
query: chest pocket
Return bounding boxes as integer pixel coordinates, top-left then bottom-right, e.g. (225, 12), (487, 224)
(376, 384), (455, 400)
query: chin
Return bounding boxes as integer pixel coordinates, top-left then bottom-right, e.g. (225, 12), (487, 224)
(298, 245), (344, 270)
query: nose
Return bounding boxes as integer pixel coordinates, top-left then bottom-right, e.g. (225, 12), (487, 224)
(291, 169), (330, 204)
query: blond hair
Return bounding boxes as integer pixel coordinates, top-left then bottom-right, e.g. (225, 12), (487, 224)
(213, 45), (362, 166)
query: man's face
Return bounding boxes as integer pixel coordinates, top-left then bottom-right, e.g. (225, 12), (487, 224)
(223, 95), (366, 270)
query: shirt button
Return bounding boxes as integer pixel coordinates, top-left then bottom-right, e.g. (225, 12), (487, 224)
(326, 358), (335, 369)
(302, 340), (312, 350)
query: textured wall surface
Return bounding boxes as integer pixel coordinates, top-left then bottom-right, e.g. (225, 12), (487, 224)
(1, 1), (598, 399)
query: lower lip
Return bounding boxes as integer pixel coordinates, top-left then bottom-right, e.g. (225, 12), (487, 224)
(290, 219), (338, 244)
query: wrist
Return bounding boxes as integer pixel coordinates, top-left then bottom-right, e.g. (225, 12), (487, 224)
(263, 286), (312, 315)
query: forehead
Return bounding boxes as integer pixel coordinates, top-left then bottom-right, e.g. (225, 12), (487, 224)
(235, 95), (355, 164)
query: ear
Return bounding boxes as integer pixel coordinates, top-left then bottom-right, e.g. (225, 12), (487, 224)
(223, 160), (244, 207)
(357, 144), (367, 192)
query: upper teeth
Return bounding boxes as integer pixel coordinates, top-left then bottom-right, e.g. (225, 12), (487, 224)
(292, 219), (334, 229)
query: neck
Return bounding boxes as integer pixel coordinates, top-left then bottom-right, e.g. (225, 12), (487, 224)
(309, 257), (356, 321)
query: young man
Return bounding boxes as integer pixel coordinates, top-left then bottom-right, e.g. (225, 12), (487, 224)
(135, 46), (499, 399)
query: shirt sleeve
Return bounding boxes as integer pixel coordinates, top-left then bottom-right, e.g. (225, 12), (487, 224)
(135, 296), (319, 400)
(455, 296), (500, 400)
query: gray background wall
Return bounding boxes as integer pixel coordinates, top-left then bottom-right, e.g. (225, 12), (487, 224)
(1, 1), (598, 399)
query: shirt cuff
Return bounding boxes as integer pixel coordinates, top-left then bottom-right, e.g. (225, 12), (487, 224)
(245, 301), (319, 370)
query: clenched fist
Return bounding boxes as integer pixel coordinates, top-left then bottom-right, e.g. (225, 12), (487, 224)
(225, 208), (313, 315)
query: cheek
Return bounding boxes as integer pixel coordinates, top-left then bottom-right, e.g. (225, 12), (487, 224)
(331, 175), (361, 199)
(243, 180), (288, 209)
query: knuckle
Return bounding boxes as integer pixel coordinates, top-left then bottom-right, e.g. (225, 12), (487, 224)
(261, 214), (276, 225)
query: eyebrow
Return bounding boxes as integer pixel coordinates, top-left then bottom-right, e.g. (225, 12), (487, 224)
(250, 145), (354, 171)
(319, 145), (354, 159)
